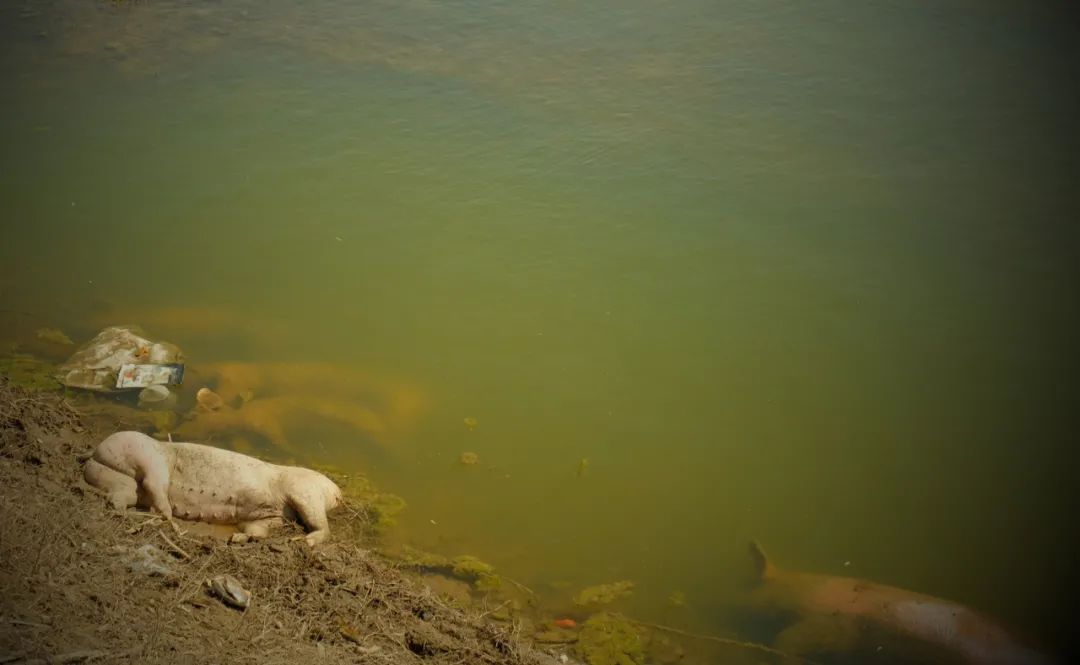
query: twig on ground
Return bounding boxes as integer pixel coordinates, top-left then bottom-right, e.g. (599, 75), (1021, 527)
(7, 618), (51, 629)
(157, 529), (192, 561)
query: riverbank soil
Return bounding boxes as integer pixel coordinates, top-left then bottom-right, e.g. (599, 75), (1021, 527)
(0, 379), (558, 665)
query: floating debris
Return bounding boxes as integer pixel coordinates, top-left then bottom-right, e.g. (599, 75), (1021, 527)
(666, 591), (687, 608)
(577, 457), (590, 478)
(463, 416), (478, 430)
(459, 451), (479, 465)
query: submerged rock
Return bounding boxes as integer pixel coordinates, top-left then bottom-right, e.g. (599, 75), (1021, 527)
(195, 387), (225, 411)
(138, 385), (175, 410)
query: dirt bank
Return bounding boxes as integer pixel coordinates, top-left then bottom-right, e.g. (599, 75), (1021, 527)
(0, 379), (562, 665)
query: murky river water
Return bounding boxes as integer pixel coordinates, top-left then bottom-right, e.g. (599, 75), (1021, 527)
(2, 1), (1077, 660)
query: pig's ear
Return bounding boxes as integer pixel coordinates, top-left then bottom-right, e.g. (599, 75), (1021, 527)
(749, 541), (777, 580)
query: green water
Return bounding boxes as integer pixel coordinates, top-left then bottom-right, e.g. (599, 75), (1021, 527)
(2, 0), (1077, 658)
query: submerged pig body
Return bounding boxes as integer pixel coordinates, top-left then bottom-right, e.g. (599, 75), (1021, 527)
(747, 542), (1055, 665)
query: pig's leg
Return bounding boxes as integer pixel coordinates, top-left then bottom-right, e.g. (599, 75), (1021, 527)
(140, 463), (172, 519)
(94, 431), (173, 519)
(84, 459), (138, 510)
(288, 494), (330, 546)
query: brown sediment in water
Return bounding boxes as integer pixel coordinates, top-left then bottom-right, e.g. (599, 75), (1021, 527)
(0, 379), (560, 665)
(173, 394), (389, 454)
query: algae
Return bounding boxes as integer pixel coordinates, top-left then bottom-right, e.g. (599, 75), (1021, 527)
(149, 410), (178, 437)
(397, 545), (452, 570)
(394, 549), (502, 591)
(452, 554), (502, 591)
(321, 468), (407, 535)
(0, 355), (62, 392)
(369, 492), (407, 531)
(573, 581), (634, 607)
(575, 613), (647, 665)
(35, 328), (74, 346)
(396, 550), (497, 592)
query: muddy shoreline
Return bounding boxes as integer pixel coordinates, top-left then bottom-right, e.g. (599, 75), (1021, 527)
(0, 379), (569, 665)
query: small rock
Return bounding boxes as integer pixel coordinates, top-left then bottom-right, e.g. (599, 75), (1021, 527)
(196, 387), (225, 411)
(229, 533), (250, 545)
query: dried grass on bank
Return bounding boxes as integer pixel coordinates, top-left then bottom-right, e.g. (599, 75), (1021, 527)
(0, 379), (557, 665)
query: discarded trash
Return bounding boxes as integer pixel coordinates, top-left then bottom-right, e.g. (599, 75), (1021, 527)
(137, 385), (176, 410)
(459, 451), (479, 466)
(57, 326), (183, 392)
(207, 574), (251, 609)
(117, 363), (184, 389)
(554, 618), (577, 629)
(196, 387), (225, 411)
(124, 544), (175, 577)
(576, 458), (590, 478)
